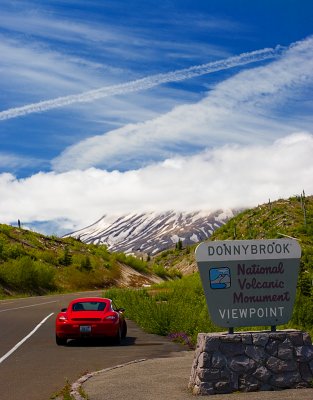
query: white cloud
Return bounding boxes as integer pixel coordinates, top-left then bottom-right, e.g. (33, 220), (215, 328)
(0, 45), (279, 121)
(0, 7), (133, 53)
(0, 36), (201, 139)
(0, 3), (231, 100)
(0, 37), (114, 97)
(51, 36), (313, 172)
(0, 152), (42, 169)
(0, 3), (232, 64)
(1, 132), (312, 234)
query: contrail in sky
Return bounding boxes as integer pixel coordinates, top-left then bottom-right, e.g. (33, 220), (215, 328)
(0, 46), (285, 121)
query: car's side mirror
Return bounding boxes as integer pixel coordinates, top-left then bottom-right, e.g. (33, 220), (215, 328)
(61, 308), (67, 312)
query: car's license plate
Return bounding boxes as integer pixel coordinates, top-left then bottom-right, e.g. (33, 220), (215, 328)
(80, 326), (91, 333)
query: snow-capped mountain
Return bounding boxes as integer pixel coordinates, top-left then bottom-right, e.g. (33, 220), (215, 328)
(65, 210), (235, 255)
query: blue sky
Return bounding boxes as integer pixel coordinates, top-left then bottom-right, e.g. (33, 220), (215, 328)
(0, 0), (313, 235)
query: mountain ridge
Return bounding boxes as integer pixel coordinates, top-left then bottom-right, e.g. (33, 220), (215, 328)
(65, 209), (235, 255)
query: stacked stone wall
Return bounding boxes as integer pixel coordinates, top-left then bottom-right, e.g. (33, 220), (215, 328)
(189, 330), (313, 395)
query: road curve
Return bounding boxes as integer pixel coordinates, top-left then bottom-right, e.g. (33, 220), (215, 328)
(0, 291), (186, 400)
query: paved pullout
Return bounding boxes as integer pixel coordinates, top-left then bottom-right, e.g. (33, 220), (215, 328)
(82, 352), (313, 400)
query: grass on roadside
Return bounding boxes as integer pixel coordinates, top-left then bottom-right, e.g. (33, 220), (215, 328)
(104, 271), (313, 346)
(50, 379), (89, 400)
(104, 273), (219, 345)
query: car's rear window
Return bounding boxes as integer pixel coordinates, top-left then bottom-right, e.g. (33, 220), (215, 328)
(72, 301), (107, 311)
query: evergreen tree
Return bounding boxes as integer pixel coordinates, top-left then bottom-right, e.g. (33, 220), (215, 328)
(176, 238), (183, 251)
(80, 255), (92, 271)
(60, 246), (72, 266)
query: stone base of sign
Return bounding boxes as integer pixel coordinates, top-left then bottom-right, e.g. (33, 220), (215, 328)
(188, 330), (313, 395)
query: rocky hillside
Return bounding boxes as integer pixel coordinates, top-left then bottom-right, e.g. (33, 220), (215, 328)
(0, 224), (162, 297)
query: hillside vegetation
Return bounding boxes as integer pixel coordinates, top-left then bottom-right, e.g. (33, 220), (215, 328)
(210, 193), (313, 332)
(0, 224), (175, 298)
(154, 194), (313, 278)
(106, 194), (313, 343)
(210, 194), (313, 292)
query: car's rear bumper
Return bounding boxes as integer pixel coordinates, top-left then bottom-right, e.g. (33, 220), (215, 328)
(56, 321), (119, 338)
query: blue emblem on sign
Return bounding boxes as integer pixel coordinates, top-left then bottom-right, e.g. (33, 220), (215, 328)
(209, 267), (231, 289)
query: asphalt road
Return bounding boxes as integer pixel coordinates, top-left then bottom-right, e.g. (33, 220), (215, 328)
(0, 291), (185, 400)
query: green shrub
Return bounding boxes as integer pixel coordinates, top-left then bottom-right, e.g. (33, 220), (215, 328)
(0, 256), (56, 294)
(40, 251), (59, 265)
(153, 264), (168, 279)
(115, 253), (148, 273)
(289, 290), (313, 336)
(79, 255), (92, 272)
(58, 261), (121, 292)
(152, 264), (182, 279)
(3, 244), (26, 259)
(104, 274), (219, 344)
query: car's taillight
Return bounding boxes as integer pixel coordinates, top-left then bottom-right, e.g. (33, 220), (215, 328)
(58, 315), (68, 321)
(104, 314), (118, 321)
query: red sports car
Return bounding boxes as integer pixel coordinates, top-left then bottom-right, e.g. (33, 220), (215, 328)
(55, 297), (127, 345)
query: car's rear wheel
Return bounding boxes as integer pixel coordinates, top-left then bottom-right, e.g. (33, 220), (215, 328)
(56, 335), (67, 346)
(121, 321), (127, 339)
(114, 327), (122, 345)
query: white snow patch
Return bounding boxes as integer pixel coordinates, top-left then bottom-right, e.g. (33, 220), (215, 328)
(190, 233), (199, 242)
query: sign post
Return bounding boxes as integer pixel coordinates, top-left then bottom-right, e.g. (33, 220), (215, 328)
(195, 239), (301, 330)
